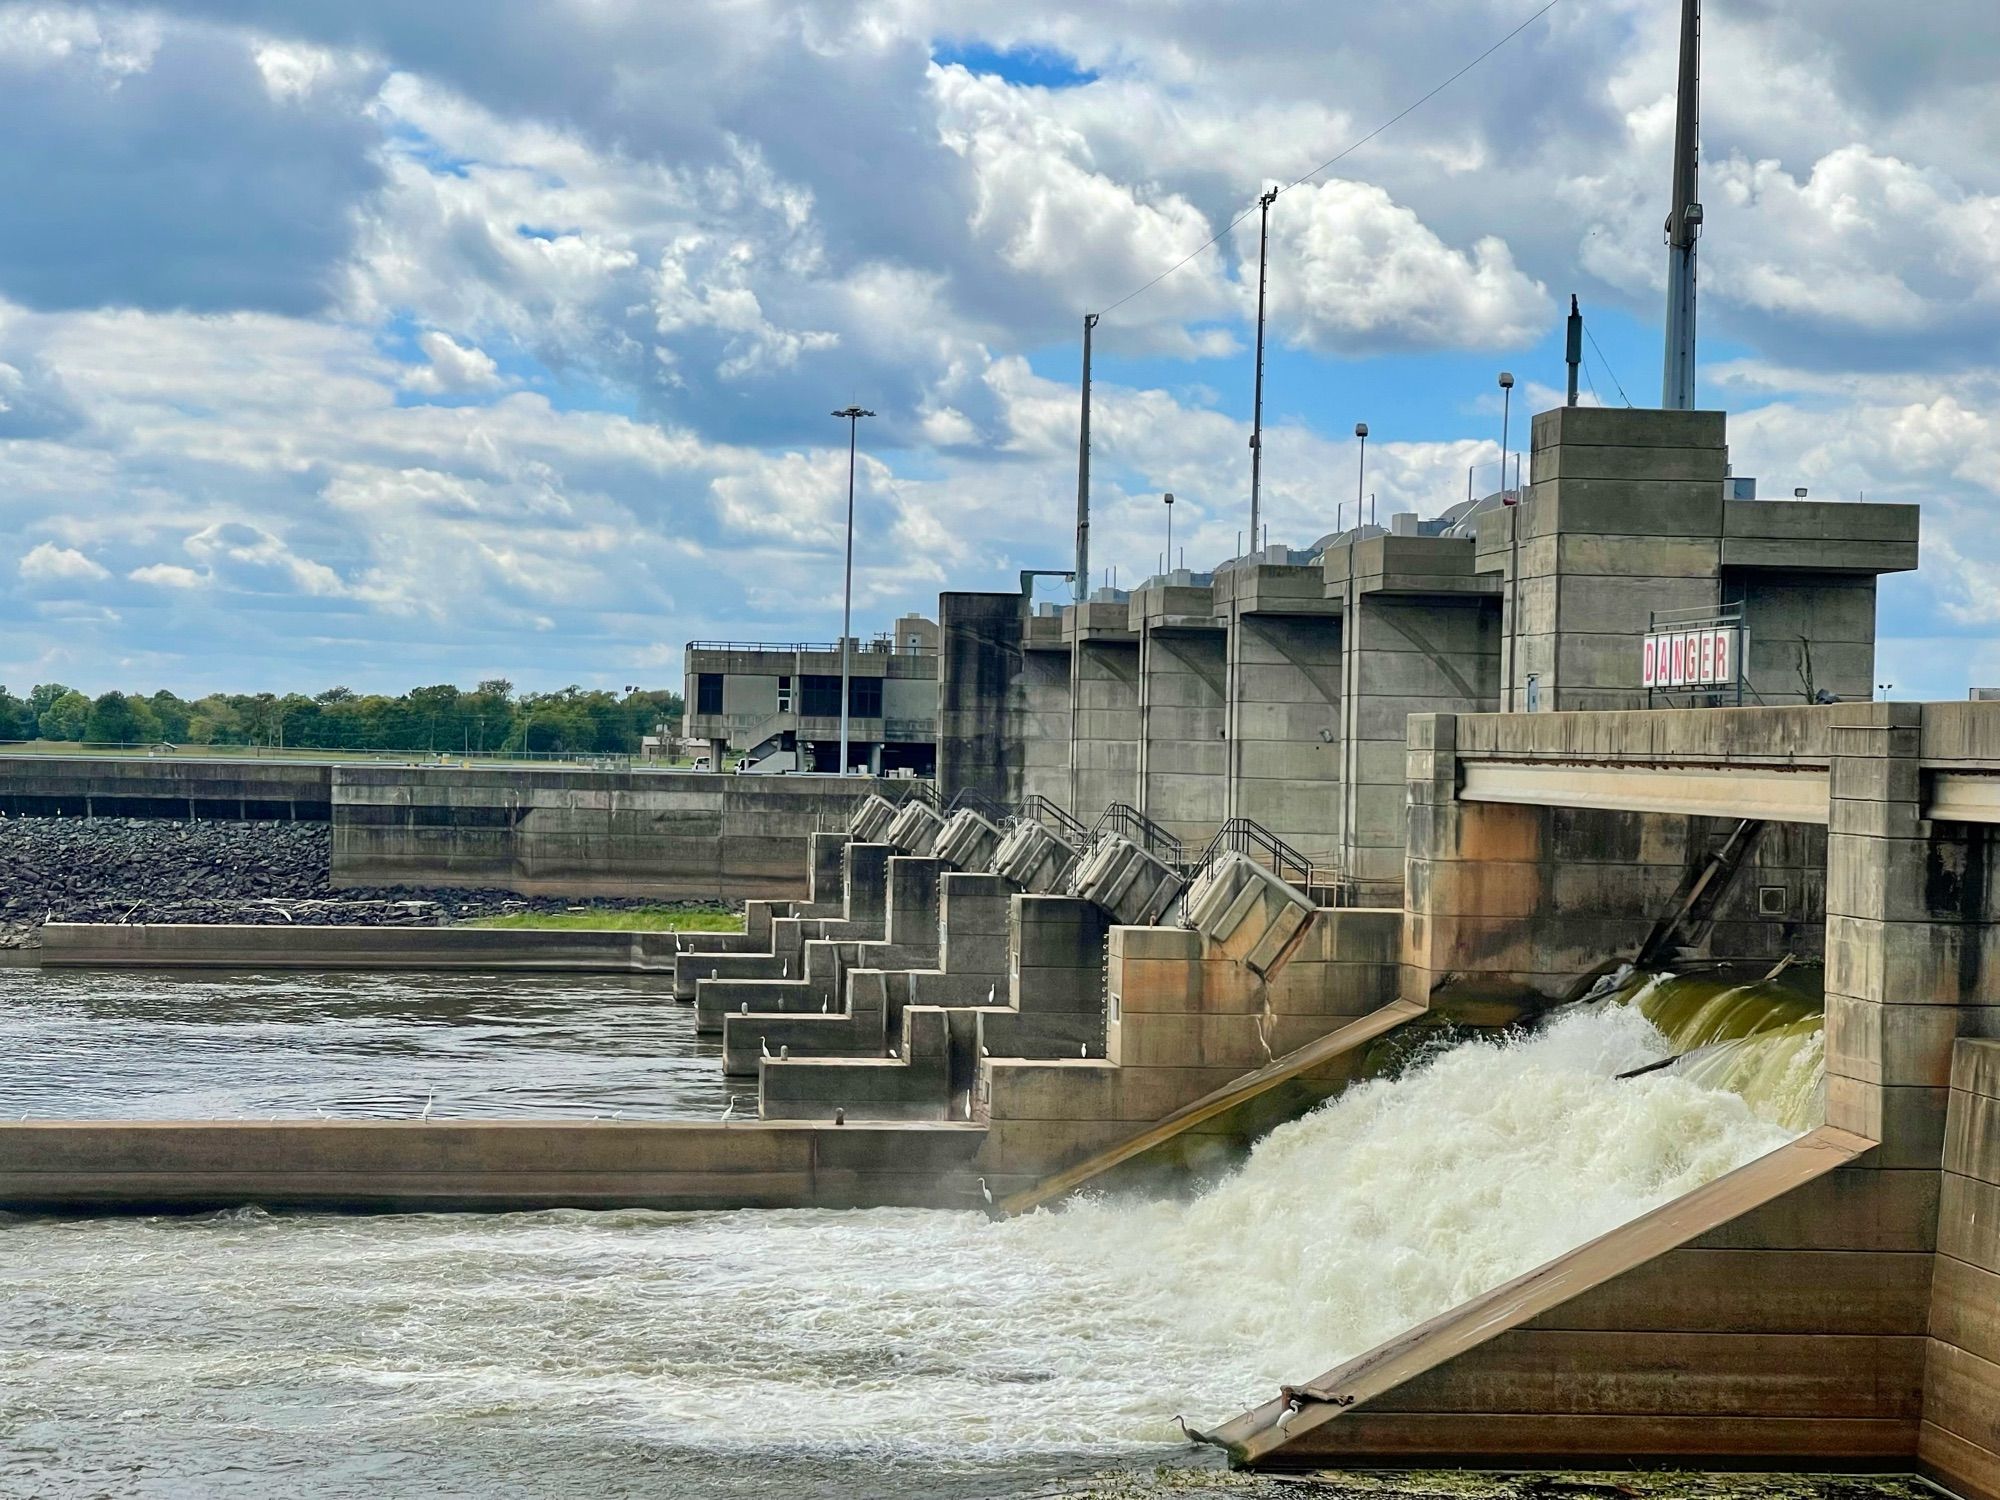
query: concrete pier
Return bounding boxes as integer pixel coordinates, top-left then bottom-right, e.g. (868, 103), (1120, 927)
(940, 407), (1916, 903)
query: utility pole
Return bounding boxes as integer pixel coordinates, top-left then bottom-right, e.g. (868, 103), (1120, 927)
(1565, 294), (1583, 407)
(1249, 187), (1279, 558)
(1662, 0), (1702, 409)
(832, 405), (874, 776)
(1075, 313), (1099, 603)
(1499, 371), (1518, 709)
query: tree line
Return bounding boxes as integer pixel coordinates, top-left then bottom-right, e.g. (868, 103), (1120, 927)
(0, 681), (685, 756)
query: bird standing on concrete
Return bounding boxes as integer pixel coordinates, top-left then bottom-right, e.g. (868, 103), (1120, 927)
(420, 1088), (434, 1120)
(760, 1037), (771, 1059)
(721, 1097), (737, 1122)
(1273, 1397), (1302, 1436)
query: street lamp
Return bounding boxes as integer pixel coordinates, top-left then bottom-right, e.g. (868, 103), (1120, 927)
(832, 405), (875, 776)
(1499, 372), (1518, 708)
(1163, 492), (1175, 575)
(1353, 422), (1368, 535)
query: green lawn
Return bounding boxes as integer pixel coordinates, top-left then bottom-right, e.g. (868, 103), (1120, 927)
(461, 905), (745, 933)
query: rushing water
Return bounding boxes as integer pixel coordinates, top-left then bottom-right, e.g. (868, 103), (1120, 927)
(0, 967), (751, 1120)
(1618, 967), (1828, 1132)
(0, 1001), (1810, 1498)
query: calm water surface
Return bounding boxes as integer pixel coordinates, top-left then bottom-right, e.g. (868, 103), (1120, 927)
(0, 967), (747, 1120)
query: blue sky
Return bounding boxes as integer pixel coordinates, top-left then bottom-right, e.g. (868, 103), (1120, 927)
(0, 0), (1993, 699)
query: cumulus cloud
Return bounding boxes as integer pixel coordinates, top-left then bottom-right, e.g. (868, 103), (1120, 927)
(18, 541), (108, 583)
(403, 330), (504, 395)
(1255, 178), (1549, 354)
(128, 563), (206, 589)
(0, 0), (1989, 695)
(184, 521), (347, 597)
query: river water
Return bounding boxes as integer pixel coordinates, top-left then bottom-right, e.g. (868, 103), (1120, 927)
(0, 988), (1816, 1500)
(0, 967), (745, 1120)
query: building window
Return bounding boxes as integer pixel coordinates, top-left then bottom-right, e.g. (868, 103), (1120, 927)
(776, 676), (793, 713)
(849, 676), (882, 718)
(696, 674), (723, 715)
(800, 675), (842, 718)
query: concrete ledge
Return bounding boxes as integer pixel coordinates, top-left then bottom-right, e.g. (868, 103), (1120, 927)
(37, 922), (683, 972)
(0, 1120), (993, 1212)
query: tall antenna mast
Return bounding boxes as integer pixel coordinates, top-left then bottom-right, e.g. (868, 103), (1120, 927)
(1074, 312), (1099, 602)
(1661, 0), (1701, 410)
(1248, 187), (1278, 556)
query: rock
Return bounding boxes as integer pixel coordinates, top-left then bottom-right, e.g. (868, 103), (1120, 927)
(0, 815), (737, 939)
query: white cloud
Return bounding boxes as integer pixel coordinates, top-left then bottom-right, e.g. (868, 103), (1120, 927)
(128, 562), (205, 589)
(1255, 178), (1549, 354)
(18, 540), (107, 582)
(403, 330), (505, 395)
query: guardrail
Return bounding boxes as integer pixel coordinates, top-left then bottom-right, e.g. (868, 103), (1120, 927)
(1019, 794), (1089, 846)
(1187, 817), (1322, 894)
(685, 640), (937, 657)
(1090, 802), (1185, 869)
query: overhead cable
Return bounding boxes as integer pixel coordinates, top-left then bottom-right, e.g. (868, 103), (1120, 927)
(1097, 0), (1567, 318)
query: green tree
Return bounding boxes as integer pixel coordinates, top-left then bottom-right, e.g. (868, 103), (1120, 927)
(27, 683), (72, 721)
(147, 690), (191, 742)
(0, 687), (32, 741)
(84, 691), (153, 744)
(37, 689), (90, 741)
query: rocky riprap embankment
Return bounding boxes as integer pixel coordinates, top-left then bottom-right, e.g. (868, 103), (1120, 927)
(0, 816), (717, 947)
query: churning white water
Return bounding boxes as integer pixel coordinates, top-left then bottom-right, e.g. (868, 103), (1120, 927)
(0, 1003), (1805, 1494)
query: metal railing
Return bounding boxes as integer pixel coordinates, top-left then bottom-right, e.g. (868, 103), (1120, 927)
(1020, 794), (1089, 846)
(1187, 817), (1323, 894)
(1090, 802), (1185, 870)
(686, 639), (937, 657)
(945, 787), (1016, 825)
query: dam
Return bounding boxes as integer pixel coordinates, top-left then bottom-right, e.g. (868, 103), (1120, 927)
(2, 407), (1994, 1500)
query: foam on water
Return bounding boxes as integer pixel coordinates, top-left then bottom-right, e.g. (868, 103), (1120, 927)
(0, 1003), (1805, 1487)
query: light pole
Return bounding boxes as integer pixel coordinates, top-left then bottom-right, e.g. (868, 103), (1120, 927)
(832, 405), (874, 775)
(1163, 492), (1175, 575)
(1353, 422), (1368, 534)
(1498, 371), (1518, 708)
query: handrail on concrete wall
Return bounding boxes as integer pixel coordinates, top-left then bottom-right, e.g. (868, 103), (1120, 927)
(1091, 802), (1185, 868)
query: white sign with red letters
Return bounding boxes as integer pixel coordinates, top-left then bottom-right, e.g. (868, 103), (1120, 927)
(1642, 626), (1737, 689)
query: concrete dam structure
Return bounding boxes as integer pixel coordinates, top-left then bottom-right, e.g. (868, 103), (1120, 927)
(7, 402), (1996, 1499)
(937, 406), (1916, 902)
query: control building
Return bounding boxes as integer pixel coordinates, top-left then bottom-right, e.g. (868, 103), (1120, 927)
(685, 614), (939, 776)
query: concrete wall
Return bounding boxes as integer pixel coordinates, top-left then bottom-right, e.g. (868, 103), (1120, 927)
(1344, 599), (1498, 903)
(332, 766), (885, 901)
(1137, 625), (1228, 850)
(1925, 1041), (2000, 1499)
(938, 591), (1069, 808)
(0, 755), (332, 820)
(1226, 613), (1342, 867)
(37, 922), (685, 971)
(1069, 636), (1139, 824)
